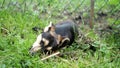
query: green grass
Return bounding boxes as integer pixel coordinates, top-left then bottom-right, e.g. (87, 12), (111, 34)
(0, 0), (120, 68)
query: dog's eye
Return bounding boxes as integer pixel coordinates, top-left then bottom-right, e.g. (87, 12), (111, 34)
(40, 40), (44, 45)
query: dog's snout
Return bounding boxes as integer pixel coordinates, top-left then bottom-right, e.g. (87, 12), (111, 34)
(29, 49), (35, 56)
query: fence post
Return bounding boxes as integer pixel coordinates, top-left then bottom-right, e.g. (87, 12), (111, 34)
(90, 0), (94, 28)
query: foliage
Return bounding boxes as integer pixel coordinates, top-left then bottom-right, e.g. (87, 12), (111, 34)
(0, 0), (120, 68)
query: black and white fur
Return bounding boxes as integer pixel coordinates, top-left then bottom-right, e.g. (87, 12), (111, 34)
(29, 20), (78, 55)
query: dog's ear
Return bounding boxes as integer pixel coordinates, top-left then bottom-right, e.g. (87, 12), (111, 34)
(44, 22), (55, 32)
(48, 23), (57, 37)
(50, 26), (55, 32)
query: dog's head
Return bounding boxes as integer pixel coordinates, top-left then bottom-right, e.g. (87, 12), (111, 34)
(29, 22), (70, 55)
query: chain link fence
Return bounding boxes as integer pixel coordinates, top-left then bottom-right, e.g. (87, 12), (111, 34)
(0, 0), (120, 26)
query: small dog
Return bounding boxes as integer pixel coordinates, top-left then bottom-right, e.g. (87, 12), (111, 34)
(29, 20), (78, 55)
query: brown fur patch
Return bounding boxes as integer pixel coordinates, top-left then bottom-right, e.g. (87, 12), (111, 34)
(42, 38), (49, 46)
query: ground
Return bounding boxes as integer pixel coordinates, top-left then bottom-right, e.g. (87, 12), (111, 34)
(0, 0), (120, 68)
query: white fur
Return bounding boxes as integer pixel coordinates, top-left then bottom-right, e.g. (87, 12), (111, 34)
(32, 34), (42, 51)
(36, 34), (42, 43)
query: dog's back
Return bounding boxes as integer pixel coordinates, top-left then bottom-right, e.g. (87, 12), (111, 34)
(55, 20), (78, 47)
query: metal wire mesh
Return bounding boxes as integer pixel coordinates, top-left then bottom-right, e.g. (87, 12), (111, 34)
(0, 0), (120, 25)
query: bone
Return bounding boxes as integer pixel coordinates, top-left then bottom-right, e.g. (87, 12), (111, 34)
(41, 51), (60, 61)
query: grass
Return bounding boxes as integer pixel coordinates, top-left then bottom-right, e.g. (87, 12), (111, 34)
(0, 0), (120, 68)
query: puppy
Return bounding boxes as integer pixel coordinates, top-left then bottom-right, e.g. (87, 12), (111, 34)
(29, 20), (78, 55)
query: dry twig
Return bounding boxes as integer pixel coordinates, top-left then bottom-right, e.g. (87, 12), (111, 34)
(41, 52), (60, 61)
